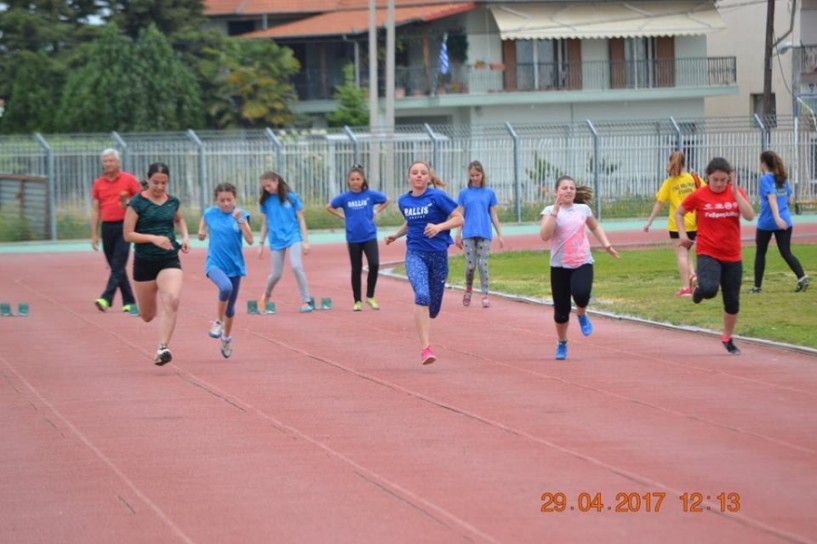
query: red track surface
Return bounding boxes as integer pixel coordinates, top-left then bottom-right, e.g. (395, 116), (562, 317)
(1, 227), (816, 543)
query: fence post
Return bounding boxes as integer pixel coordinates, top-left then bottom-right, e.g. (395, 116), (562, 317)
(32, 133), (57, 241)
(186, 129), (207, 212)
(423, 124), (442, 179)
(752, 114), (769, 151)
(585, 120), (602, 220)
(504, 122), (521, 222)
(344, 126), (359, 166)
(264, 128), (284, 174)
(111, 131), (128, 171)
(670, 116), (682, 151)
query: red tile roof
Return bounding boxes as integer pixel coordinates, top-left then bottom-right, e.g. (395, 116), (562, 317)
(205, 0), (474, 16)
(239, 3), (475, 38)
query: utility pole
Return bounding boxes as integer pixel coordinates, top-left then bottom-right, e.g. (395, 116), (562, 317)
(368, 0), (379, 184)
(761, 0), (775, 116)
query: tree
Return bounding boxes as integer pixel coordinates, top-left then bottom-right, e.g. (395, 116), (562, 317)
(0, 0), (100, 99)
(200, 39), (299, 128)
(56, 24), (203, 132)
(0, 51), (65, 133)
(101, 0), (207, 41)
(326, 63), (369, 128)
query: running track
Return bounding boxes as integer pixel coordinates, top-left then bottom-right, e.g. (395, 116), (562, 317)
(1, 221), (816, 543)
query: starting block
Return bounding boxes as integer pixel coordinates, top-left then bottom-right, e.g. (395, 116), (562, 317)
(320, 297), (332, 310)
(0, 302), (28, 317)
(248, 300), (276, 315)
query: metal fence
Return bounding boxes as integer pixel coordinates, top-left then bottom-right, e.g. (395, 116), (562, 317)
(1, 114), (816, 240)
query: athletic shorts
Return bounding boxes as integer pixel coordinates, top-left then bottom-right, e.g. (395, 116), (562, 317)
(133, 255), (182, 282)
(669, 230), (697, 241)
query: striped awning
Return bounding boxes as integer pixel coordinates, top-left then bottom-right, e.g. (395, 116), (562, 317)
(489, 2), (725, 40)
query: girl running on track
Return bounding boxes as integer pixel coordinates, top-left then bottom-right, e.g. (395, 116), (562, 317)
(123, 163), (190, 366)
(197, 182), (254, 358)
(326, 164), (391, 311)
(750, 150), (809, 294)
(257, 171), (314, 313)
(675, 157), (755, 355)
(454, 160), (504, 308)
(386, 161), (463, 365)
(540, 176), (619, 361)
(643, 151), (703, 296)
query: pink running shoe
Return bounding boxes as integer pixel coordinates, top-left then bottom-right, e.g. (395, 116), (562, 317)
(421, 346), (436, 365)
(462, 290), (472, 307)
(675, 287), (692, 297)
(481, 296), (490, 308)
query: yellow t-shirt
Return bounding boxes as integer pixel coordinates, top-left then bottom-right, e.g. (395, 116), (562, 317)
(656, 172), (701, 232)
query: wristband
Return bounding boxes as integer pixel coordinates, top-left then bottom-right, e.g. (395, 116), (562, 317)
(237, 218), (245, 224)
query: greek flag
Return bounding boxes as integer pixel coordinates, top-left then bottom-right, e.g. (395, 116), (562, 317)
(439, 33), (449, 75)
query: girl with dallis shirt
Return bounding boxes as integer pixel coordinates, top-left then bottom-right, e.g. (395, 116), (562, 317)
(386, 161), (463, 366)
(675, 157), (755, 356)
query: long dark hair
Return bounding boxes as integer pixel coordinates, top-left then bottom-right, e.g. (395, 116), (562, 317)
(347, 164), (369, 191)
(147, 162), (170, 178)
(760, 150), (788, 188)
(555, 175), (593, 204)
(259, 171), (292, 205)
(705, 157), (732, 178)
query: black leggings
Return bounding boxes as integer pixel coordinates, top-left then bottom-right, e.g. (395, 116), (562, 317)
(696, 255), (742, 314)
(550, 264), (593, 324)
(347, 239), (380, 302)
(754, 227), (804, 288)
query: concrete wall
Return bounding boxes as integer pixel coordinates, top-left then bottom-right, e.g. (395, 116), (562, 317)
(706, 0), (801, 118)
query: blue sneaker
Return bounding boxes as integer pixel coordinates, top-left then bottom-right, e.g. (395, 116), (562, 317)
(578, 314), (593, 337)
(555, 340), (568, 360)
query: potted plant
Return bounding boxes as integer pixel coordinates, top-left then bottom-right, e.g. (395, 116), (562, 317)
(474, 59), (487, 70)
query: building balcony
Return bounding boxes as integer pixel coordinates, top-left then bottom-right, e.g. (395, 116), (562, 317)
(291, 56), (736, 105)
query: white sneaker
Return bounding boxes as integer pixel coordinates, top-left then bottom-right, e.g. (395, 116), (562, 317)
(209, 320), (223, 339)
(220, 336), (232, 359)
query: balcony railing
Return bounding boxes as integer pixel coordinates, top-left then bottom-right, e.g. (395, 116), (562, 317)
(292, 56), (736, 101)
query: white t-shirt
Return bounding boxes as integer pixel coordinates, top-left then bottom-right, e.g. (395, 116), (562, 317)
(541, 203), (594, 269)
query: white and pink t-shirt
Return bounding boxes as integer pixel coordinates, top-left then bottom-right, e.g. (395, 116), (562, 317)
(541, 203), (594, 269)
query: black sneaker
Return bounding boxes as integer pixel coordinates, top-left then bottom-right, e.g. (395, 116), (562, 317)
(795, 276), (810, 293)
(154, 345), (173, 366)
(749, 286), (762, 294)
(722, 339), (741, 355)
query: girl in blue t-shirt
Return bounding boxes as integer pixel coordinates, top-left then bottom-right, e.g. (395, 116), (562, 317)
(257, 171), (314, 313)
(454, 160), (504, 308)
(326, 165), (391, 311)
(386, 161), (463, 365)
(197, 182), (254, 358)
(751, 150), (809, 293)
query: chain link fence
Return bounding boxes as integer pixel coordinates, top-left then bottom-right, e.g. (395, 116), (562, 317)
(1, 115), (815, 240)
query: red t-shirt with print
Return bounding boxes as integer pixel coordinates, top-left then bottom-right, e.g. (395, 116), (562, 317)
(91, 172), (141, 222)
(681, 184), (747, 263)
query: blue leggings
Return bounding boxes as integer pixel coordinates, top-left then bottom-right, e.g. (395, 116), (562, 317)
(405, 249), (449, 319)
(207, 267), (242, 318)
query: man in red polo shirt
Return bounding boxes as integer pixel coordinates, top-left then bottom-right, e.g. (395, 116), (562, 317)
(91, 149), (142, 312)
